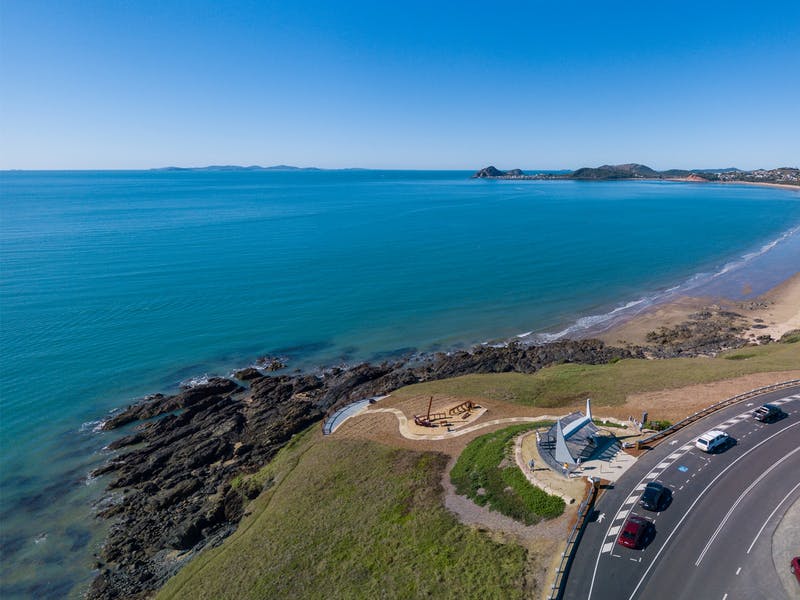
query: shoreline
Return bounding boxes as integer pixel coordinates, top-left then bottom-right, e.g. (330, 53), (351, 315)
(658, 178), (800, 191)
(594, 271), (800, 348)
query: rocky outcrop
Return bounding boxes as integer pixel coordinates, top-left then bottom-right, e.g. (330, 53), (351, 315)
(472, 166), (531, 179)
(644, 308), (749, 356)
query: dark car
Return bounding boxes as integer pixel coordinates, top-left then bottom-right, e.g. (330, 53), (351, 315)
(639, 482), (668, 511)
(754, 404), (782, 422)
(617, 515), (652, 549)
(792, 556), (800, 584)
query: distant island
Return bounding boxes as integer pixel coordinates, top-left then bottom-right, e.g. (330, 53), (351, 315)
(151, 164), (323, 172)
(472, 164), (800, 186)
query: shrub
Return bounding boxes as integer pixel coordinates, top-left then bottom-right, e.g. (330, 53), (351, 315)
(450, 423), (564, 524)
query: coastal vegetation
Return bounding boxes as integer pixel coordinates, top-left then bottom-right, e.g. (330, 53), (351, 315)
(390, 342), (800, 410)
(449, 424), (564, 525)
(157, 432), (528, 600)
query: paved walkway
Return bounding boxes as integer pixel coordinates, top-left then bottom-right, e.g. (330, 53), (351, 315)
(363, 407), (560, 441)
(334, 402), (640, 500)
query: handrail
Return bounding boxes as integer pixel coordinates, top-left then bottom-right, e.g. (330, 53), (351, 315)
(624, 379), (800, 450)
(548, 478), (599, 600)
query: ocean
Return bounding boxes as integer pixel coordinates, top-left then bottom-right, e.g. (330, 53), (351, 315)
(1, 170), (799, 597)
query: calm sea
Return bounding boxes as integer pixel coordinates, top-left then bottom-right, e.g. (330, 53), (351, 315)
(1, 170), (799, 597)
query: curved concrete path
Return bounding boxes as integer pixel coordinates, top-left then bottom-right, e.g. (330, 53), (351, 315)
(358, 407), (562, 441)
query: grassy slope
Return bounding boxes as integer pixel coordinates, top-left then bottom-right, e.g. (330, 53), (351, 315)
(450, 424), (564, 525)
(391, 343), (800, 408)
(158, 430), (528, 600)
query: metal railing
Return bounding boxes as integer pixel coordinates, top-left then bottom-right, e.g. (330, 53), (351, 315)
(548, 478), (599, 600)
(624, 379), (800, 450)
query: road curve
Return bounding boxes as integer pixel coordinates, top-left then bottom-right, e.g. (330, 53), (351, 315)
(565, 385), (800, 600)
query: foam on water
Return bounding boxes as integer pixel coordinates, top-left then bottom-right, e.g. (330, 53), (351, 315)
(524, 221), (800, 343)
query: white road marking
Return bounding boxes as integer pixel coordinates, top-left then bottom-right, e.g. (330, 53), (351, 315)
(634, 484), (647, 491)
(623, 496), (637, 506)
(609, 525), (621, 536)
(644, 473), (658, 479)
(696, 446), (800, 566)
(626, 420), (800, 600)
(597, 512), (606, 523)
(746, 480), (800, 555)
(601, 542), (614, 553)
(722, 594), (728, 600)
(735, 567), (742, 575)
(656, 462), (671, 469)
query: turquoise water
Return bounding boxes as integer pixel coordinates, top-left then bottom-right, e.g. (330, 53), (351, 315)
(1, 170), (799, 596)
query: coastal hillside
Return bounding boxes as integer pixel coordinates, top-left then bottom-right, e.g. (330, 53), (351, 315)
(157, 432), (531, 600)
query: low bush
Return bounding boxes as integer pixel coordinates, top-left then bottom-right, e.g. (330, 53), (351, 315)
(450, 424), (564, 525)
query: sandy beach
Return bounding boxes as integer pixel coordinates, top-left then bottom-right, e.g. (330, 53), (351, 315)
(597, 271), (800, 347)
(716, 180), (800, 192)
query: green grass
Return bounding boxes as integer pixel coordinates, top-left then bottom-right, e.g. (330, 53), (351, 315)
(158, 432), (528, 600)
(723, 352), (758, 360)
(391, 342), (800, 409)
(449, 424), (564, 525)
(780, 329), (800, 344)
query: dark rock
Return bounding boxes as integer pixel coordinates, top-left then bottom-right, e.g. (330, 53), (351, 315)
(255, 355), (287, 371)
(472, 165), (506, 178)
(102, 378), (242, 431)
(106, 433), (144, 450)
(233, 367), (262, 381)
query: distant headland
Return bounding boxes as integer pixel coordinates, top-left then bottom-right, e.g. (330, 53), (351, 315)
(472, 164), (800, 186)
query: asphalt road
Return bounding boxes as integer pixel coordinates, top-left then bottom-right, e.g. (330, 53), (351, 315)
(564, 385), (800, 600)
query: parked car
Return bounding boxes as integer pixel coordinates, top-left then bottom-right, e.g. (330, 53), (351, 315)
(753, 403), (782, 422)
(695, 430), (733, 453)
(639, 482), (669, 511)
(792, 556), (800, 584)
(617, 515), (653, 549)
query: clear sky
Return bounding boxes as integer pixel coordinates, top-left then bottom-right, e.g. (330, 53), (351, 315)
(1, 0), (798, 170)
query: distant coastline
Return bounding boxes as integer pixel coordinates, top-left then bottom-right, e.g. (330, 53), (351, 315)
(151, 164), (323, 172)
(472, 164), (800, 188)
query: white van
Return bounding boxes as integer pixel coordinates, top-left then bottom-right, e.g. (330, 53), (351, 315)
(695, 430), (732, 453)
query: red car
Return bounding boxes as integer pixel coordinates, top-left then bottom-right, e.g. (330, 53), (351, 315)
(617, 515), (652, 549)
(792, 556), (800, 584)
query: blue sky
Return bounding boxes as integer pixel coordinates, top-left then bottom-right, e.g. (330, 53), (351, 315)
(1, 0), (798, 169)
